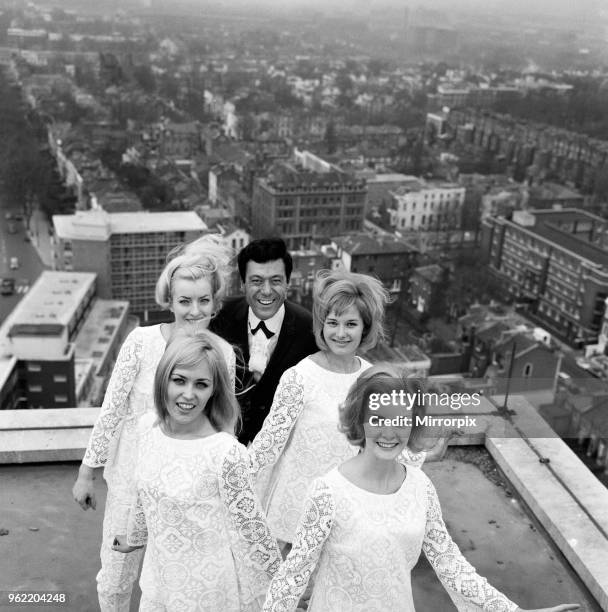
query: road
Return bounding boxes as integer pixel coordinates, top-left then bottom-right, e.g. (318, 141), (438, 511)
(0, 202), (46, 324)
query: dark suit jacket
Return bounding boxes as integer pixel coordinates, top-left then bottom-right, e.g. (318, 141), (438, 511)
(210, 297), (318, 444)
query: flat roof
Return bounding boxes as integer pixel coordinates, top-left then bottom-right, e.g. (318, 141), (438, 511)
(509, 209), (608, 268)
(332, 233), (418, 254)
(74, 299), (129, 374)
(0, 449), (600, 611)
(8, 272), (96, 335)
(367, 173), (415, 183)
(53, 210), (207, 240)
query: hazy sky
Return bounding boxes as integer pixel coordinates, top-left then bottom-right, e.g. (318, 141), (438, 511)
(209, 0), (602, 19)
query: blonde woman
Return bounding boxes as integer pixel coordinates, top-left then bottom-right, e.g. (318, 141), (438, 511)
(72, 234), (236, 612)
(249, 269), (389, 549)
(113, 331), (280, 611)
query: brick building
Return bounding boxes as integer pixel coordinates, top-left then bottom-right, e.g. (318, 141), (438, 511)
(252, 150), (366, 248)
(482, 209), (608, 346)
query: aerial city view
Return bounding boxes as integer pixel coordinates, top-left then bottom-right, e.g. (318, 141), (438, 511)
(0, 0), (607, 610)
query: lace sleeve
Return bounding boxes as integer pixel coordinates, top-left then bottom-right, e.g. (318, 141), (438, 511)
(263, 478), (335, 612)
(248, 368), (305, 475)
(422, 476), (518, 612)
(219, 441), (281, 575)
(82, 328), (144, 468)
(126, 491), (147, 547)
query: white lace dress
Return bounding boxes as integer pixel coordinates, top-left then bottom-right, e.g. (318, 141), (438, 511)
(126, 418), (281, 611)
(249, 357), (427, 543)
(263, 466), (519, 612)
(83, 324), (236, 532)
(249, 357), (372, 543)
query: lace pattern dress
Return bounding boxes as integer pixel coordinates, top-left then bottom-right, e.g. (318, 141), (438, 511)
(83, 324), (236, 531)
(248, 356), (373, 542)
(127, 417), (281, 611)
(263, 466), (519, 612)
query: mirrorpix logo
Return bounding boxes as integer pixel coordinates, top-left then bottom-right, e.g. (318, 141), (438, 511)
(367, 389), (481, 429)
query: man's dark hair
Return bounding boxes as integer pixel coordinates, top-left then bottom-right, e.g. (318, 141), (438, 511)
(237, 238), (293, 282)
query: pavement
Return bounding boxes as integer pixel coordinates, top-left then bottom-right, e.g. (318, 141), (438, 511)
(27, 204), (54, 269)
(0, 450), (600, 612)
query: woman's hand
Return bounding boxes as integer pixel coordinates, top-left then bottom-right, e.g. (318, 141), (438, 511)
(516, 605), (579, 611)
(111, 535), (143, 554)
(72, 465), (97, 511)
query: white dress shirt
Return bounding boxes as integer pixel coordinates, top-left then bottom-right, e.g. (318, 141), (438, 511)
(247, 305), (285, 380)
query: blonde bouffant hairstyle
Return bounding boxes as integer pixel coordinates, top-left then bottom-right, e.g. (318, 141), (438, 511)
(312, 269), (390, 353)
(154, 329), (240, 435)
(155, 234), (234, 317)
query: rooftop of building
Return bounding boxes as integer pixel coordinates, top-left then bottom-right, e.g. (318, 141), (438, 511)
(366, 173), (417, 184)
(7, 271), (96, 337)
(391, 178), (463, 195)
(262, 161), (357, 188)
(53, 209), (207, 240)
(73, 299), (130, 374)
(332, 232), (419, 255)
(413, 263), (445, 283)
(528, 182), (584, 201)
(0, 396), (605, 611)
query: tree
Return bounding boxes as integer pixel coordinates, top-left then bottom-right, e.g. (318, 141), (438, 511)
(133, 64), (156, 93)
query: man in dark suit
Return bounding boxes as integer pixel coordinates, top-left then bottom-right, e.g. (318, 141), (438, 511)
(210, 238), (318, 444)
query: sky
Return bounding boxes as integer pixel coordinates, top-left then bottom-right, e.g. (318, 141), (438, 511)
(210, 0), (602, 19)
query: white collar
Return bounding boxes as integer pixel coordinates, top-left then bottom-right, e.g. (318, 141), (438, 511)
(248, 304), (285, 336)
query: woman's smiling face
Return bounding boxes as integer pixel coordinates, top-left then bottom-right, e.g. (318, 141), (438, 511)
(323, 305), (364, 358)
(363, 398), (412, 462)
(170, 276), (215, 329)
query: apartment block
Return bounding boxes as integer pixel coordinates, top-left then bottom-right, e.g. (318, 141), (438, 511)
(482, 209), (608, 346)
(52, 209), (206, 319)
(252, 150), (366, 249)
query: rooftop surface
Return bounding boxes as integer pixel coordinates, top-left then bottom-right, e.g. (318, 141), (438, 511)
(53, 209), (206, 240)
(509, 208), (608, 268)
(0, 449), (600, 612)
(7, 272), (96, 334)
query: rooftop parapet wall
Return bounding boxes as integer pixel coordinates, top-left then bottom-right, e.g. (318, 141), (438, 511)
(487, 395), (608, 611)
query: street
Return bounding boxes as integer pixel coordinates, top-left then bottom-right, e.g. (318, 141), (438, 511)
(0, 201), (46, 324)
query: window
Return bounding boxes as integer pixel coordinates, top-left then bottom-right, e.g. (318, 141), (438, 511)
(54, 395), (68, 403)
(29, 384), (42, 393)
(53, 374), (68, 383)
(27, 363), (42, 373)
(523, 363), (533, 377)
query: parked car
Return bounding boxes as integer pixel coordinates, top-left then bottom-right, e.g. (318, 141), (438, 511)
(9, 256), (19, 269)
(1, 278), (15, 295)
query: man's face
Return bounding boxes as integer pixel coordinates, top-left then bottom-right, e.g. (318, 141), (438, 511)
(244, 259), (289, 320)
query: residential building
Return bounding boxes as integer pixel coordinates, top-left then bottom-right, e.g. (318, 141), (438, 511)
(252, 150), (366, 248)
(484, 332), (562, 409)
(330, 233), (419, 294)
(482, 208), (608, 346)
(52, 209), (206, 320)
(410, 264), (448, 314)
(159, 121), (201, 158)
(2, 272), (130, 409)
(389, 177), (465, 232)
(365, 173), (417, 215)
